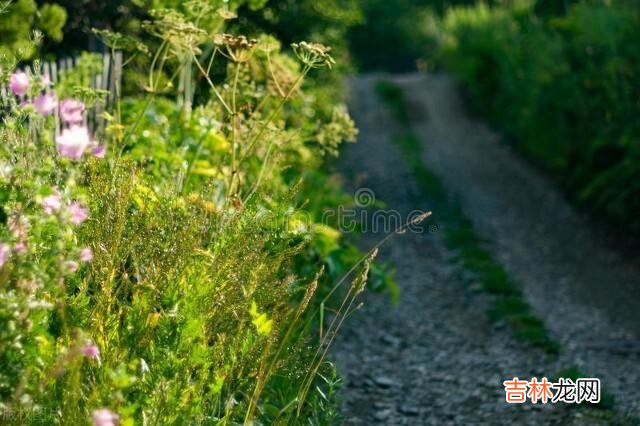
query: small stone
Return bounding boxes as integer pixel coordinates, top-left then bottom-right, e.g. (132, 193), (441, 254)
(373, 375), (397, 388)
(373, 401), (388, 410)
(374, 409), (392, 421)
(398, 404), (420, 416)
(443, 374), (456, 383)
(380, 333), (401, 346)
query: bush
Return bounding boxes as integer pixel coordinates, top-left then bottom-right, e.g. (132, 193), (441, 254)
(0, 0), (67, 60)
(438, 0), (640, 234)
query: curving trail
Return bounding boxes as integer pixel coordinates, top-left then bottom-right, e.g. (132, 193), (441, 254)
(331, 74), (640, 424)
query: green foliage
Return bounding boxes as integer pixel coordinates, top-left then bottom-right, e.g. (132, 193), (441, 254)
(0, 0), (66, 60)
(348, 0), (434, 71)
(346, 0), (482, 72)
(437, 0), (640, 234)
(237, 0), (362, 72)
(375, 80), (410, 123)
(38, 0), (362, 81)
(36, 3), (66, 41)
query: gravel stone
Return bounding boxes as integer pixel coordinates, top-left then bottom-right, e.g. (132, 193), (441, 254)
(373, 376), (397, 389)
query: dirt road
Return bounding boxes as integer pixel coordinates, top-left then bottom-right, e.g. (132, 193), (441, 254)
(331, 74), (640, 424)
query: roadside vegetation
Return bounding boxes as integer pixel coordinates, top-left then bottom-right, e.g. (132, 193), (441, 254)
(434, 0), (640, 236)
(0, 1), (401, 423)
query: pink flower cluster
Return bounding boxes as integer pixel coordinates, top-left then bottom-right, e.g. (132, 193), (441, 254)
(9, 72), (29, 96)
(92, 408), (118, 426)
(56, 100), (107, 160)
(83, 343), (100, 359)
(41, 192), (89, 224)
(0, 244), (9, 268)
(0, 202), (94, 269)
(7, 71), (107, 160)
(0, 214), (32, 267)
(56, 98), (107, 160)
(10, 71), (57, 115)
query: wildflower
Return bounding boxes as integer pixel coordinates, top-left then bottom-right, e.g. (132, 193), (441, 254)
(83, 343), (100, 359)
(65, 260), (79, 273)
(9, 215), (29, 238)
(14, 241), (27, 254)
(80, 248), (93, 262)
(214, 34), (258, 62)
(56, 126), (92, 160)
(291, 42), (335, 68)
(59, 99), (85, 124)
(69, 202), (89, 225)
(217, 8), (237, 20)
(34, 93), (57, 116)
(0, 243), (10, 267)
(143, 9), (206, 53)
(9, 72), (29, 96)
(17, 278), (40, 293)
(92, 145), (107, 158)
(92, 408), (118, 426)
(42, 194), (62, 215)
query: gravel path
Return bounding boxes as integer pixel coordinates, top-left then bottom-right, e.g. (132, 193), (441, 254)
(331, 74), (640, 424)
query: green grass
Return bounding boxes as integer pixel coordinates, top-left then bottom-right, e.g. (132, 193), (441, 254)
(551, 365), (640, 423)
(377, 80), (560, 356)
(374, 80), (410, 124)
(554, 366), (615, 411)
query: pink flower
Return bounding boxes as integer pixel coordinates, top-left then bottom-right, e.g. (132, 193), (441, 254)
(34, 93), (57, 116)
(64, 260), (79, 273)
(8, 216), (28, 238)
(92, 145), (107, 158)
(69, 202), (88, 225)
(14, 241), (27, 254)
(92, 409), (118, 426)
(83, 343), (100, 359)
(59, 99), (85, 124)
(80, 248), (93, 262)
(56, 126), (91, 160)
(41, 74), (51, 87)
(42, 194), (62, 215)
(9, 72), (29, 96)
(0, 243), (10, 267)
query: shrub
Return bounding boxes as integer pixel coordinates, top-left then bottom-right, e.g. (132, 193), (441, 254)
(437, 0), (640, 234)
(0, 0), (67, 60)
